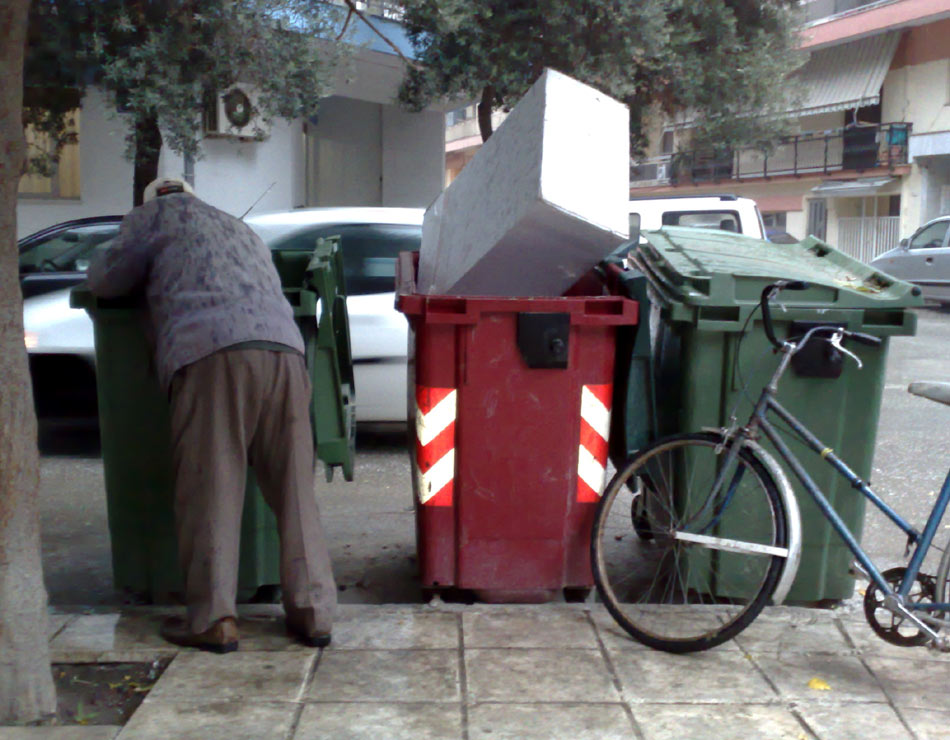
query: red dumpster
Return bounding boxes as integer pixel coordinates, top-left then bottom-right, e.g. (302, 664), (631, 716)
(395, 252), (638, 602)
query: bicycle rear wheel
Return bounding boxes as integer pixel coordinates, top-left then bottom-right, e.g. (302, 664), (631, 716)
(591, 432), (788, 653)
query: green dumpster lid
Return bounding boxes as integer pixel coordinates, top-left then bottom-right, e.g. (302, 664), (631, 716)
(636, 227), (923, 310)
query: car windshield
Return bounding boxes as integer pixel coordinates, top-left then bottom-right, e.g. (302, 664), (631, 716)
(19, 224), (119, 274)
(661, 210), (741, 232)
(267, 223), (421, 296)
(909, 220), (949, 250)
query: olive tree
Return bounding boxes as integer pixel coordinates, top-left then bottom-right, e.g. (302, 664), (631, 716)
(26, 0), (350, 204)
(397, 0), (802, 153)
(0, 0), (58, 723)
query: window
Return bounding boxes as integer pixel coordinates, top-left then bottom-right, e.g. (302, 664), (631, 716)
(888, 195), (901, 217)
(661, 130), (674, 155)
(762, 212), (787, 229)
(909, 220), (949, 250)
(662, 210), (740, 232)
(19, 223), (119, 274)
(269, 223), (422, 295)
(18, 111), (81, 199)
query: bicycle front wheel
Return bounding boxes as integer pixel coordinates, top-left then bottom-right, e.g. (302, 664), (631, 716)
(592, 432), (788, 653)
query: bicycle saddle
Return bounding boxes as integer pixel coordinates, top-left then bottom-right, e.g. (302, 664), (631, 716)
(908, 382), (950, 407)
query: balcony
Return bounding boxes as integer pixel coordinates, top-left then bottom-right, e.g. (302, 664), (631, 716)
(631, 122), (911, 188)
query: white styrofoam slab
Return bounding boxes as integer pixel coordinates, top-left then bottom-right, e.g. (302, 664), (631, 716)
(418, 68), (630, 296)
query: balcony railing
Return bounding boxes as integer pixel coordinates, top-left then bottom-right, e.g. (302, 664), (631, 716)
(631, 123), (912, 187)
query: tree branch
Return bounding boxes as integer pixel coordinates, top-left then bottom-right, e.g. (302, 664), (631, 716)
(342, 0), (423, 71)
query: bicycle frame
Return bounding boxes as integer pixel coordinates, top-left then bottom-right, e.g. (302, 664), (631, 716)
(737, 346), (950, 616)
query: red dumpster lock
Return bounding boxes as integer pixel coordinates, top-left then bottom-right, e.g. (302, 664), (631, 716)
(396, 252), (638, 602)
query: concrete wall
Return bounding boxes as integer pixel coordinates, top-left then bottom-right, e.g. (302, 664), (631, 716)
(17, 88), (133, 238)
(308, 95), (443, 208)
(381, 105), (443, 208)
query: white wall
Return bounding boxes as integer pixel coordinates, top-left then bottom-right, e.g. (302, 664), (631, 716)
(17, 88), (133, 238)
(160, 118), (306, 218)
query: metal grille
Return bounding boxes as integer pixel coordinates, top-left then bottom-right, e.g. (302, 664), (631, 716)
(836, 216), (900, 263)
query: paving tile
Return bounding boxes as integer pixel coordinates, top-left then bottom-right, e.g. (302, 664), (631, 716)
(589, 604), (741, 654)
(331, 606), (459, 650)
(587, 605), (651, 651)
(463, 606), (597, 649)
(838, 615), (950, 662)
(754, 652), (887, 702)
(115, 700), (296, 740)
(307, 649), (459, 702)
(468, 702), (634, 739)
(146, 651), (316, 702)
(633, 703), (805, 740)
(293, 702), (462, 739)
(865, 656), (950, 710)
(610, 647), (776, 704)
(465, 648), (618, 704)
(795, 702), (911, 739)
(47, 614), (75, 640)
(731, 609), (852, 655)
(49, 613), (172, 656)
(901, 708), (950, 740)
(0, 729), (120, 740)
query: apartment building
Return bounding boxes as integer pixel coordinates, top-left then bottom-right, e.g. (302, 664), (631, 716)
(630, 0), (950, 261)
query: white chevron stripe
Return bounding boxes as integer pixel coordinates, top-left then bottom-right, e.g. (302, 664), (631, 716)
(580, 386), (610, 438)
(416, 390), (458, 447)
(577, 445), (607, 495)
(417, 450), (455, 504)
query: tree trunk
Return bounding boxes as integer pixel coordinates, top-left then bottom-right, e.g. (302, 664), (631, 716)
(0, 0), (57, 723)
(477, 84), (495, 143)
(132, 114), (162, 206)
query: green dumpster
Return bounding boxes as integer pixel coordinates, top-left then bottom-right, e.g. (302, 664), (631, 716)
(72, 237), (355, 603)
(614, 226), (922, 603)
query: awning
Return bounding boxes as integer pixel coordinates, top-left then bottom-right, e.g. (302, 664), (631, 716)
(810, 177), (895, 197)
(792, 32), (900, 117)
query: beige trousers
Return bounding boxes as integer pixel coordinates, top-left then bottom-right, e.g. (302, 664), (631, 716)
(169, 348), (336, 634)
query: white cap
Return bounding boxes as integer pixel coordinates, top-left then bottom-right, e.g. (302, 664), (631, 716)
(143, 177), (194, 203)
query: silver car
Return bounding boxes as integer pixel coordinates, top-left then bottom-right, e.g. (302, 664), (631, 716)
(870, 216), (950, 306)
(22, 207), (424, 424)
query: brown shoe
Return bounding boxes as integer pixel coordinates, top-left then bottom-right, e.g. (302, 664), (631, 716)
(161, 616), (239, 653)
(286, 617), (331, 648)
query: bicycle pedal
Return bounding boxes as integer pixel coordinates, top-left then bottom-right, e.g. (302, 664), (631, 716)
(929, 635), (950, 653)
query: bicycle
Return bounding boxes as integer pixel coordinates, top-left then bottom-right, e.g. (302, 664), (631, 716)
(591, 279), (950, 653)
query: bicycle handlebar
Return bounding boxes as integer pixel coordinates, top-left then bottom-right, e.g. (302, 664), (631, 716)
(759, 281), (884, 352)
(760, 281), (809, 349)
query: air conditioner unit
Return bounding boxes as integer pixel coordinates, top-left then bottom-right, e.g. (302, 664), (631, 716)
(204, 86), (268, 139)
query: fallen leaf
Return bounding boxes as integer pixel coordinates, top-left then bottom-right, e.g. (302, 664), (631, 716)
(808, 677), (831, 691)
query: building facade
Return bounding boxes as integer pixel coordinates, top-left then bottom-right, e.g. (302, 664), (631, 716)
(630, 0), (950, 260)
(16, 12), (447, 239)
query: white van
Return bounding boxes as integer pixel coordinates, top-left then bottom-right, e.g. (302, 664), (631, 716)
(629, 194), (765, 240)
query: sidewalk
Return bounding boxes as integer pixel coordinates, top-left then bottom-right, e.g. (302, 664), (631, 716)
(4, 601), (950, 739)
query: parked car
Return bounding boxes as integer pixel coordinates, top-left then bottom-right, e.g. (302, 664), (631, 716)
(765, 228), (799, 244)
(23, 207), (424, 425)
(18, 216), (122, 299)
(629, 194), (766, 240)
(870, 215), (950, 306)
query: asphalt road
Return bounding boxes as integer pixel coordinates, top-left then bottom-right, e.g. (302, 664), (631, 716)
(36, 306), (950, 607)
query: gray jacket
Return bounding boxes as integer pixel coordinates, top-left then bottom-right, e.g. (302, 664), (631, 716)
(87, 193), (304, 391)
